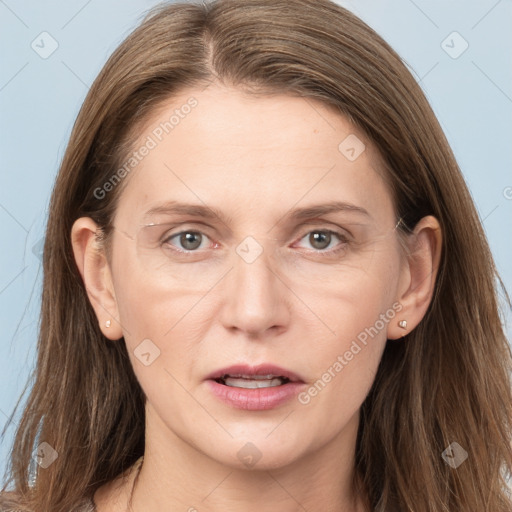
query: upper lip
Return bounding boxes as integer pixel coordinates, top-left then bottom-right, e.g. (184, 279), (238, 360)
(206, 364), (304, 383)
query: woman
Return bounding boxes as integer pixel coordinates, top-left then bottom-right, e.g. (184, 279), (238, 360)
(1, 0), (511, 510)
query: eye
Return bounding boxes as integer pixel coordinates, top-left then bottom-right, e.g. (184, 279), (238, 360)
(163, 231), (211, 252)
(294, 229), (348, 253)
(160, 228), (349, 255)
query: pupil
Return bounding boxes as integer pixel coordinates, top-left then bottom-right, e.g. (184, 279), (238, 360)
(310, 231), (330, 250)
(181, 232), (202, 250)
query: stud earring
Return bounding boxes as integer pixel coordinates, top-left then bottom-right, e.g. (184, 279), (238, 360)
(398, 320), (407, 330)
(105, 320), (111, 328)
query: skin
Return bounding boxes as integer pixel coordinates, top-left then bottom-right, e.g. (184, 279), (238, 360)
(72, 83), (442, 512)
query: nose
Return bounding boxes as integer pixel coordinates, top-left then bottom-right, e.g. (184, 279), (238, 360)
(219, 240), (290, 338)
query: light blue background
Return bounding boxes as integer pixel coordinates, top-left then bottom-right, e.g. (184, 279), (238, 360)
(1, 0), (511, 483)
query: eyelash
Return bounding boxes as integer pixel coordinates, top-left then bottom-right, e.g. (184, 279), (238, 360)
(161, 228), (350, 257)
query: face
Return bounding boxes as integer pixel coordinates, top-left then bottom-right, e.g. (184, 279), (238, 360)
(105, 83), (406, 470)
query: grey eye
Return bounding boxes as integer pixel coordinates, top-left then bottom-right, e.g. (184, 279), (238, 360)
(166, 231), (208, 251)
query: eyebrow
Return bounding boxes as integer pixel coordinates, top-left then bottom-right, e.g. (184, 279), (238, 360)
(143, 200), (371, 225)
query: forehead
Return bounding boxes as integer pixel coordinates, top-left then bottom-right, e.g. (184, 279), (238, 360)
(114, 84), (395, 227)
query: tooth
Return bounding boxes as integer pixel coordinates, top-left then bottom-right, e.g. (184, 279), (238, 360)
(224, 377), (284, 388)
(224, 374), (277, 380)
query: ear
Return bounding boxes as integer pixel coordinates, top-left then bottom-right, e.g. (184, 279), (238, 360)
(71, 217), (123, 340)
(387, 215), (442, 340)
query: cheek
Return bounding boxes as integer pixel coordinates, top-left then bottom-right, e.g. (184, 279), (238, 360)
(293, 248), (400, 416)
(109, 243), (218, 400)
(292, 241), (400, 344)
(110, 236), (213, 341)
(303, 278), (391, 380)
(110, 252), (202, 407)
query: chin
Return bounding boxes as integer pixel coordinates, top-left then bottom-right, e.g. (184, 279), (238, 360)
(209, 433), (310, 472)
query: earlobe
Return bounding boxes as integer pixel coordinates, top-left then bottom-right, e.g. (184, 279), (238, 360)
(71, 217), (123, 340)
(387, 215), (442, 340)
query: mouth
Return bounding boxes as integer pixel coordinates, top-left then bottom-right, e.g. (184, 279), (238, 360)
(206, 363), (304, 389)
(205, 364), (306, 410)
(214, 374), (291, 389)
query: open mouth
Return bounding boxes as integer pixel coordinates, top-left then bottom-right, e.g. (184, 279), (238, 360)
(215, 374), (291, 389)
(206, 366), (305, 410)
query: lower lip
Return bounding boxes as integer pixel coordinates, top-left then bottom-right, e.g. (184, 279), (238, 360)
(206, 379), (306, 410)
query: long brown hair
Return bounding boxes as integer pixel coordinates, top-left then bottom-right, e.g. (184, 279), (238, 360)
(1, 1), (511, 510)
